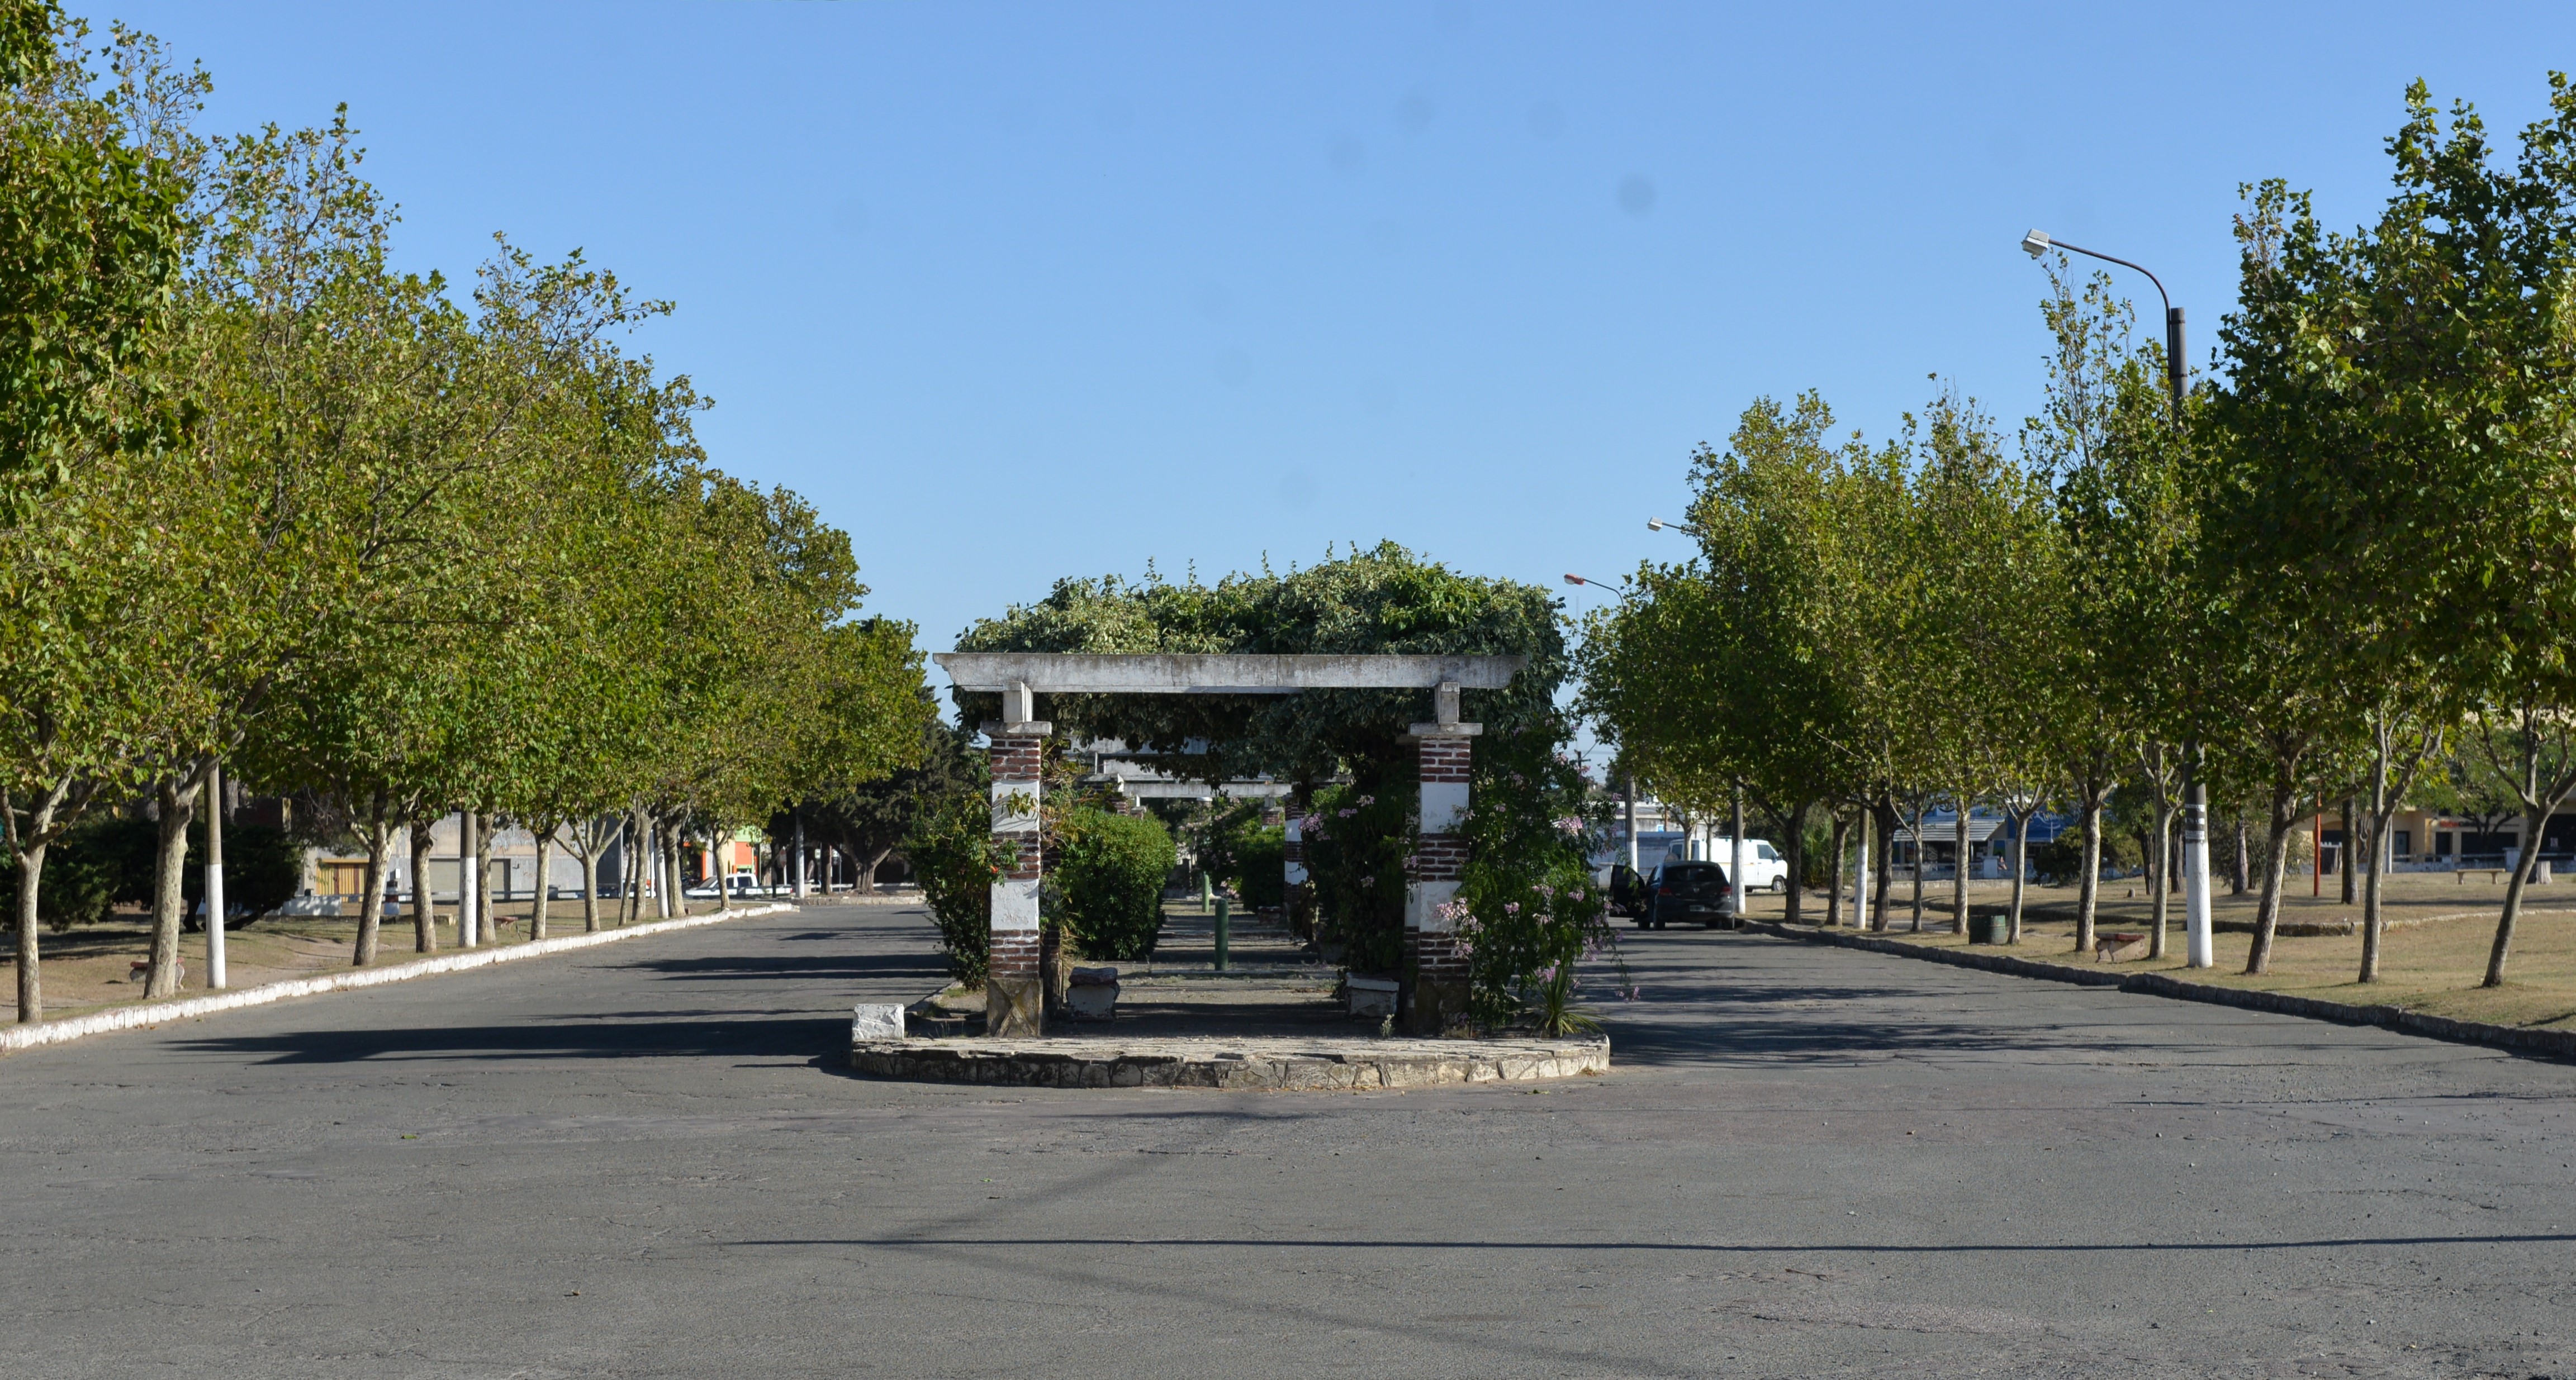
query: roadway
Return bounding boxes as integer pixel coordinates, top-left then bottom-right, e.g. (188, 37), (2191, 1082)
(3, 901), (2570, 1378)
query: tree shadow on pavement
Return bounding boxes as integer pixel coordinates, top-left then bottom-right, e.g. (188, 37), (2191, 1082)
(171, 1014), (852, 1064)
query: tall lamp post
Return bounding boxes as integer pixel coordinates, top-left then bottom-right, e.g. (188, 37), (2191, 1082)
(2020, 228), (2211, 968)
(1566, 573), (1644, 875)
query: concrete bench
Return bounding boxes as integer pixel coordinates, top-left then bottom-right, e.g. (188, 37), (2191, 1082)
(1345, 975), (1400, 1020)
(1065, 966), (1119, 1021)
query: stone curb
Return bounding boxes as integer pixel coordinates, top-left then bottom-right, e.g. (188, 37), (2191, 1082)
(1, 902), (798, 1057)
(850, 1034), (1611, 1091)
(1744, 921), (2576, 1063)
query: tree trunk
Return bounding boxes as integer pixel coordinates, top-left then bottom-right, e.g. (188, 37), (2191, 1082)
(2338, 797), (2357, 905)
(1824, 812), (1847, 926)
(2150, 801), (2176, 961)
(530, 831), (553, 941)
(205, 762), (227, 990)
(2075, 799), (2102, 956)
(1908, 802), (1927, 932)
(146, 774), (202, 998)
(1871, 801), (1895, 931)
(2007, 810), (2034, 945)
(654, 824), (675, 921)
(10, 783), (67, 1023)
(410, 817), (439, 954)
(2358, 807), (2384, 983)
(472, 810), (497, 945)
(2486, 798), (2553, 988)
(581, 832), (603, 934)
(2232, 817), (2250, 895)
(2245, 781), (2301, 974)
(456, 812), (478, 947)
(1951, 799), (1970, 935)
(714, 826), (733, 913)
(353, 792), (390, 967)
(622, 814), (642, 926)
(1777, 800), (1810, 927)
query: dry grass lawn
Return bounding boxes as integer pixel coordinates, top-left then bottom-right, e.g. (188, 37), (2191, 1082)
(2, 896), (729, 1025)
(1734, 870), (2576, 1032)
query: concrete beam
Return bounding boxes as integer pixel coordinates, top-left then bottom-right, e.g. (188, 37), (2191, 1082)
(935, 653), (1526, 694)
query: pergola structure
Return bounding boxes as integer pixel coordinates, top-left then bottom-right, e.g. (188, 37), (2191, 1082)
(933, 652), (1527, 1037)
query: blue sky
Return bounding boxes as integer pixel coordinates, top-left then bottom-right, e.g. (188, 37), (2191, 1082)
(84, 1), (2576, 698)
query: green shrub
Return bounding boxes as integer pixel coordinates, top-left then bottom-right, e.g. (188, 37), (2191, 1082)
(1051, 806), (1176, 961)
(0, 815), (122, 932)
(1227, 824), (1285, 908)
(904, 789), (1005, 986)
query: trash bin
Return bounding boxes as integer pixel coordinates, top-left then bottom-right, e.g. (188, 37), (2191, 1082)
(1969, 912), (2010, 945)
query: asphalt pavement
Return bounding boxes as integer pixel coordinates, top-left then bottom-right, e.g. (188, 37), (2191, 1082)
(3, 901), (2572, 1379)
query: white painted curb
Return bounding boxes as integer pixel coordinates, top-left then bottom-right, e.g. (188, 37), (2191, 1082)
(1, 902), (800, 1056)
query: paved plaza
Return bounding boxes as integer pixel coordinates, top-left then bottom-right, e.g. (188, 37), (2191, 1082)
(3, 901), (2572, 1378)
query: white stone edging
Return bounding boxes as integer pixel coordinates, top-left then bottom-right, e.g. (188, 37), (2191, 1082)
(1, 902), (797, 1056)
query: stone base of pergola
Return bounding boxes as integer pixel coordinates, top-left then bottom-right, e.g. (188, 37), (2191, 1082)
(847, 1032), (1609, 1091)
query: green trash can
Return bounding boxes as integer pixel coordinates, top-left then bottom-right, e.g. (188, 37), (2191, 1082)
(1969, 912), (2010, 945)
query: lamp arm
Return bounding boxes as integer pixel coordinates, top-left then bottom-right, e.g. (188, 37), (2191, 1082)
(2043, 239), (2172, 322)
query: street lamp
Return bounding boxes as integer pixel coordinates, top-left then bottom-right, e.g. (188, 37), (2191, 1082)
(2021, 227), (2211, 968)
(2020, 229), (2186, 423)
(1647, 516), (1701, 537)
(1563, 575), (1641, 872)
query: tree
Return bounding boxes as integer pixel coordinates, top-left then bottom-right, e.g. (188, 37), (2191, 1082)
(1, 8), (201, 1019)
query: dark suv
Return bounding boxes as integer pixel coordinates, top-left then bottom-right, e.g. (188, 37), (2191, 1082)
(1645, 862), (1734, 930)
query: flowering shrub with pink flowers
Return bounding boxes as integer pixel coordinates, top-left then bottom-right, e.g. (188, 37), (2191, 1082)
(1440, 712), (1629, 1032)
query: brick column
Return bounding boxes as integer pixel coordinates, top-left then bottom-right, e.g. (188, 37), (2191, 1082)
(1405, 713), (1479, 1034)
(983, 706), (1049, 1038)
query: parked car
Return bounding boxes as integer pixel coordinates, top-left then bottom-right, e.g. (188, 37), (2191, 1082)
(1644, 861), (1734, 929)
(682, 872), (770, 900)
(1698, 837), (1790, 893)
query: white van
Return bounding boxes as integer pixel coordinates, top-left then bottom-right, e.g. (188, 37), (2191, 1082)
(1679, 837), (1790, 894)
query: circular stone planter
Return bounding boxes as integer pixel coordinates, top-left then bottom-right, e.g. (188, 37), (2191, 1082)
(848, 1033), (1610, 1091)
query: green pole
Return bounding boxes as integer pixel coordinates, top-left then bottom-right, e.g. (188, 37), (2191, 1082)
(1214, 898), (1230, 973)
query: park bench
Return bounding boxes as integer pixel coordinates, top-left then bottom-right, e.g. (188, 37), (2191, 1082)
(2457, 861), (2551, 885)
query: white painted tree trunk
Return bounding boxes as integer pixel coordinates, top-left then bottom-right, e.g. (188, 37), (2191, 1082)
(205, 762), (227, 990)
(457, 812), (479, 947)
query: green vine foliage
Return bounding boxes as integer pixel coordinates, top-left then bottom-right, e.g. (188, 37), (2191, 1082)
(1297, 782), (1414, 973)
(1048, 805), (1177, 961)
(955, 541), (1578, 996)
